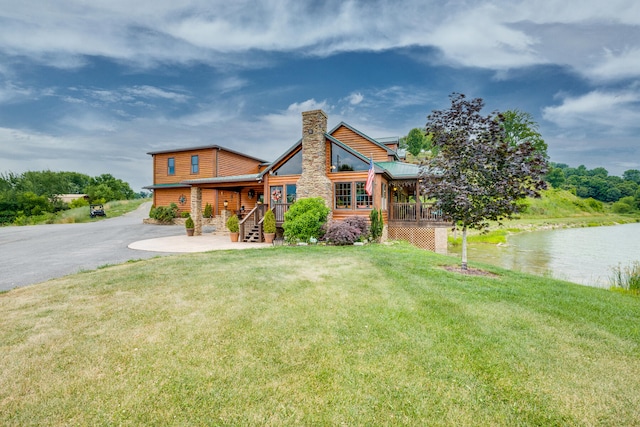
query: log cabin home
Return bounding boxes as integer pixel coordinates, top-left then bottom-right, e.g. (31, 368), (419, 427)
(145, 110), (449, 252)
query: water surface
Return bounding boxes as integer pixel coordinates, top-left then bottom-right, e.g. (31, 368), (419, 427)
(450, 222), (640, 288)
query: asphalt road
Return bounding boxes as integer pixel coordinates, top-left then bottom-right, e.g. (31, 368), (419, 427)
(0, 202), (185, 291)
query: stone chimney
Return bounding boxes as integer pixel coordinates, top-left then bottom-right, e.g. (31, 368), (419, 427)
(296, 110), (333, 210)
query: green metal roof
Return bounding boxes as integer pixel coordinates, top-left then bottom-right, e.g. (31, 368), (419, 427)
(376, 161), (421, 179)
(181, 174), (262, 185)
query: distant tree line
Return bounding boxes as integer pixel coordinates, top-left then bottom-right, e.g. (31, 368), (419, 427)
(546, 163), (640, 210)
(0, 170), (141, 224)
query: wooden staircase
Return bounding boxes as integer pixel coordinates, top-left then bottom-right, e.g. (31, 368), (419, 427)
(243, 225), (262, 242)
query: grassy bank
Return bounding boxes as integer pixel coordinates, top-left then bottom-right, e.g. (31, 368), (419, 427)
(28, 199), (150, 225)
(1, 244), (639, 425)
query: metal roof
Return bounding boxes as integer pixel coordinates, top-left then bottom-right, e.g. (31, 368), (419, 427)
(181, 173), (262, 185)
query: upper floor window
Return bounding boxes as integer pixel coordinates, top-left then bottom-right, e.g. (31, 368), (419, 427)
(191, 155), (199, 174)
(168, 157), (175, 175)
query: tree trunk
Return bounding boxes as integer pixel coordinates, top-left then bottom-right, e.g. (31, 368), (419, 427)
(461, 226), (468, 270)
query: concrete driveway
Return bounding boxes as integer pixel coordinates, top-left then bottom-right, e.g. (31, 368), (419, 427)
(0, 202), (187, 291)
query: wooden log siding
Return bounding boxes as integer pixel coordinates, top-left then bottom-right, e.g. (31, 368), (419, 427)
(331, 125), (388, 162)
(217, 150), (262, 177)
(153, 149), (215, 185)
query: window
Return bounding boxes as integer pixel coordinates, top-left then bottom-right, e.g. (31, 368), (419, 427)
(273, 150), (302, 175)
(335, 183), (352, 209)
(191, 155), (199, 174)
(330, 144), (369, 172)
(168, 157), (175, 175)
(286, 184), (297, 203)
(355, 182), (373, 209)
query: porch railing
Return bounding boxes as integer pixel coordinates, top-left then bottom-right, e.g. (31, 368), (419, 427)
(272, 203), (292, 226)
(390, 202), (445, 223)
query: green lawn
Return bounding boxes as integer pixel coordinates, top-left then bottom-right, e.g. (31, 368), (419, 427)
(1, 244), (639, 426)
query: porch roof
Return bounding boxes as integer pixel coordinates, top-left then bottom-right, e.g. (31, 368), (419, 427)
(181, 173), (262, 186)
(377, 161), (421, 179)
(143, 182), (190, 190)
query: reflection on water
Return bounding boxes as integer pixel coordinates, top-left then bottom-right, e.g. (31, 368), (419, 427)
(449, 222), (640, 288)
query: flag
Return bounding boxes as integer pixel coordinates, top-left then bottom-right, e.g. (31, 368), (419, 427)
(365, 156), (374, 196)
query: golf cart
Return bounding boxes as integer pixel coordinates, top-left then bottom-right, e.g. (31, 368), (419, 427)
(90, 204), (106, 218)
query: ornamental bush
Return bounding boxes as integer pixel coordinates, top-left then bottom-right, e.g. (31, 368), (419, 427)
(324, 220), (360, 245)
(263, 209), (276, 233)
(369, 209), (384, 242)
(203, 203), (213, 218)
(283, 197), (329, 243)
(226, 214), (240, 233)
(343, 215), (368, 237)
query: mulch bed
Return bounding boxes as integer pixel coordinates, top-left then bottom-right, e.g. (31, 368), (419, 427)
(442, 265), (499, 278)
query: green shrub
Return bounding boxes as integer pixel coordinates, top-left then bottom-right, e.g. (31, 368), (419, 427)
(203, 203), (213, 218)
(369, 209), (384, 242)
(585, 197), (604, 212)
(149, 203), (179, 223)
(283, 197), (329, 243)
(185, 216), (194, 229)
(181, 211), (191, 218)
(226, 214), (239, 233)
(263, 209), (276, 233)
(68, 197), (89, 209)
(612, 201), (632, 214)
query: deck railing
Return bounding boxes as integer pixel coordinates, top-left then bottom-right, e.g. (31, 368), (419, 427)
(390, 203), (444, 223)
(272, 203), (292, 225)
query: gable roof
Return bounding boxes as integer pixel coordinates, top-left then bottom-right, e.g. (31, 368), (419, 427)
(328, 122), (398, 159)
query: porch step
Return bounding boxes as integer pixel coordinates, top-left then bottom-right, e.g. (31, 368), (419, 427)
(243, 225), (262, 243)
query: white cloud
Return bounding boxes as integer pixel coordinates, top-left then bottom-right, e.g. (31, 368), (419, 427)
(1, 0), (639, 84)
(346, 92), (364, 105)
(542, 89), (640, 131)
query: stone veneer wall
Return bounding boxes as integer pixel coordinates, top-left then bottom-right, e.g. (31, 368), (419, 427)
(296, 110), (333, 217)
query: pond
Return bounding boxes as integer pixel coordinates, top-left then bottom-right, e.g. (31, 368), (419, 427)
(449, 222), (640, 288)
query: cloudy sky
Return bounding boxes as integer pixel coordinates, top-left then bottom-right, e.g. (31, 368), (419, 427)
(1, 0), (639, 191)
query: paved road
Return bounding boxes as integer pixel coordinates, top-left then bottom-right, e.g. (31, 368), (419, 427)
(0, 202), (185, 291)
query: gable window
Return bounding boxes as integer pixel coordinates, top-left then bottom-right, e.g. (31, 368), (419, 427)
(168, 157), (175, 175)
(335, 183), (352, 209)
(273, 150), (302, 175)
(355, 182), (373, 209)
(330, 144), (368, 172)
(191, 155), (199, 174)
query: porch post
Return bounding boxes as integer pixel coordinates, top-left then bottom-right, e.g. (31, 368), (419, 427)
(416, 179), (421, 223)
(190, 186), (202, 236)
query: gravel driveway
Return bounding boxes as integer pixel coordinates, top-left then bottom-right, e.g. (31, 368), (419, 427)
(0, 202), (184, 291)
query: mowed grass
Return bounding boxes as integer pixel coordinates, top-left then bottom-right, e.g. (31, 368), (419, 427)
(1, 244), (639, 426)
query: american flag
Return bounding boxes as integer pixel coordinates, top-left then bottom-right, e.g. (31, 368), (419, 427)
(365, 156), (374, 196)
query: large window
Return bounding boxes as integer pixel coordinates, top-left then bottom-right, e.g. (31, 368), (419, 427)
(335, 183), (352, 209)
(191, 155), (199, 174)
(330, 144), (368, 172)
(168, 157), (175, 175)
(335, 182), (373, 210)
(273, 150), (302, 175)
(355, 182), (373, 209)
